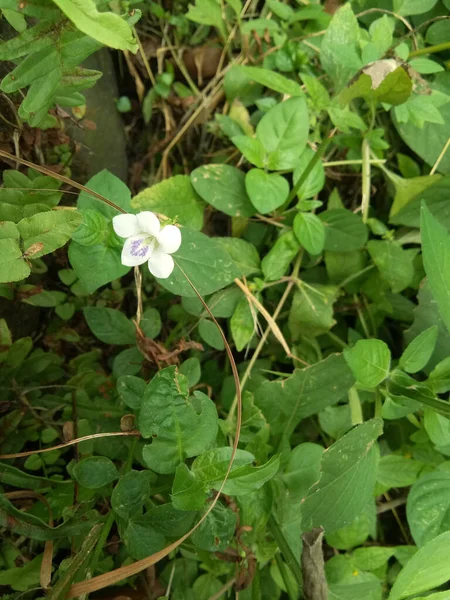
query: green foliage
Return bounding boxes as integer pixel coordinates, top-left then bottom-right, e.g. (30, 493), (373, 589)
(3, 0), (450, 596)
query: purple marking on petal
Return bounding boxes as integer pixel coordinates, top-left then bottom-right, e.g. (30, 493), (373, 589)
(130, 239), (149, 258)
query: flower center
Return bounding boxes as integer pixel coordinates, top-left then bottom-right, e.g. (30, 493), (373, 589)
(130, 235), (157, 259)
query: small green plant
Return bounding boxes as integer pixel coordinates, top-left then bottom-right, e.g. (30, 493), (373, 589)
(2, 1), (450, 599)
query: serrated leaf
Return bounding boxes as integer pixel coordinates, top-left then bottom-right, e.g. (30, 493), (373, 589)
(139, 367), (218, 473)
(18, 211), (83, 258)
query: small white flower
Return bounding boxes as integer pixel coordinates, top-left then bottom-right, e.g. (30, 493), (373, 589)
(112, 211), (181, 279)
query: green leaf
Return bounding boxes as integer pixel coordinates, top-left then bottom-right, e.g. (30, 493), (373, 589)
(255, 353), (355, 436)
(407, 472), (450, 547)
(293, 148), (325, 200)
(283, 443), (324, 501)
(234, 65), (304, 97)
(344, 339), (391, 388)
(288, 283), (338, 338)
(340, 63), (413, 107)
(77, 169), (133, 219)
(392, 176), (450, 229)
(18, 211), (83, 258)
(214, 454), (280, 496)
(216, 237), (261, 277)
(245, 169), (289, 214)
(192, 503), (237, 551)
(69, 242), (129, 294)
(72, 456), (119, 489)
(301, 419), (383, 533)
(320, 3), (362, 90)
(230, 297), (255, 351)
(393, 0), (438, 16)
(117, 375), (146, 410)
(157, 228), (240, 297)
(293, 212), (325, 255)
(83, 307), (135, 345)
(139, 367), (218, 473)
(367, 240), (416, 293)
(232, 135), (266, 168)
(125, 518), (166, 560)
(0, 554), (43, 592)
(140, 307), (162, 339)
(179, 357), (201, 387)
(400, 326), (438, 373)
(421, 204), (450, 335)
(325, 502), (375, 550)
(389, 531), (450, 600)
(113, 347), (144, 377)
(111, 470), (150, 519)
(386, 170), (439, 217)
(424, 408), (450, 446)
(376, 454), (424, 494)
(191, 164), (255, 217)
(71, 209), (108, 246)
(0, 239), (30, 283)
(172, 463), (207, 510)
(131, 175), (205, 230)
(186, 0), (226, 38)
(198, 318), (225, 350)
(320, 209), (368, 252)
(51, 0), (138, 52)
(261, 231), (300, 281)
(256, 97), (309, 170)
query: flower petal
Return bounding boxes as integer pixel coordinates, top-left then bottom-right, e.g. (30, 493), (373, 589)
(137, 211), (160, 236)
(122, 235), (153, 267)
(148, 249), (174, 279)
(112, 214), (140, 238)
(157, 225), (181, 254)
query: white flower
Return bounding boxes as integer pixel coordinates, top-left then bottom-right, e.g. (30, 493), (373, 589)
(112, 211), (181, 279)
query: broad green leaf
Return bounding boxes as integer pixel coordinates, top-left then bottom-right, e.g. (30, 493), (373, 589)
(230, 297), (255, 351)
(232, 136), (266, 168)
(352, 546), (395, 572)
(131, 175), (205, 230)
(288, 284), (338, 338)
(429, 357), (450, 394)
(301, 74), (330, 111)
(326, 502), (375, 550)
(1, 46), (59, 93)
(389, 531), (450, 600)
(320, 3), (362, 90)
(111, 470), (150, 519)
(376, 454), (424, 494)
(125, 517), (166, 560)
(179, 357), (201, 387)
(261, 231), (300, 281)
(234, 65), (304, 97)
(191, 164), (254, 217)
(198, 318), (225, 350)
(301, 419), (383, 533)
(319, 404), (352, 439)
(207, 287), (243, 318)
(172, 463), (208, 510)
(406, 282), (450, 372)
(186, 0), (226, 38)
(320, 209), (368, 252)
(424, 408), (450, 446)
(344, 339), (391, 388)
(192, 503), (236, 551)
(18, 211), (83, 258)
(139, 367), (218, 473)
(77, 169), (133, 219)
(51, 0), (138, 52)
(421, 205), (450, 335)
(215, 237), (261, 277)
(394, 74), (450, 175)
(255, 353), (355, 436)
(83, 307), (135, 345)
(156, 228), (240, 297)
(214, 454), (280, 496)
(384, 169), (440, 217)
(407, 471), (450, 547)
(283, 443), (324, 501)
(71, 209), (108, 246)
(400, 326), (438, 373)
(0, 554), (43, 591)
(117, 375), (146, 409)
(140, 307), (162, 339)
(191, 447), (254, 483)
(392, 176), (450, 229)
(393, 0), (439, 16)
(293, 212), (325, 255)
(325, 250), (366, 286)
(245, 169), (289, 214)
(144, 503), (197, 537)
(0, 239), (30, 283)
(367, 240), (416, 293)
(256, 97), (309, 170)
(293, 148), (325, 200)
(69, 242), (129, 294)
(72, 456), (119, 489)
(340, 63), (413, 107)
